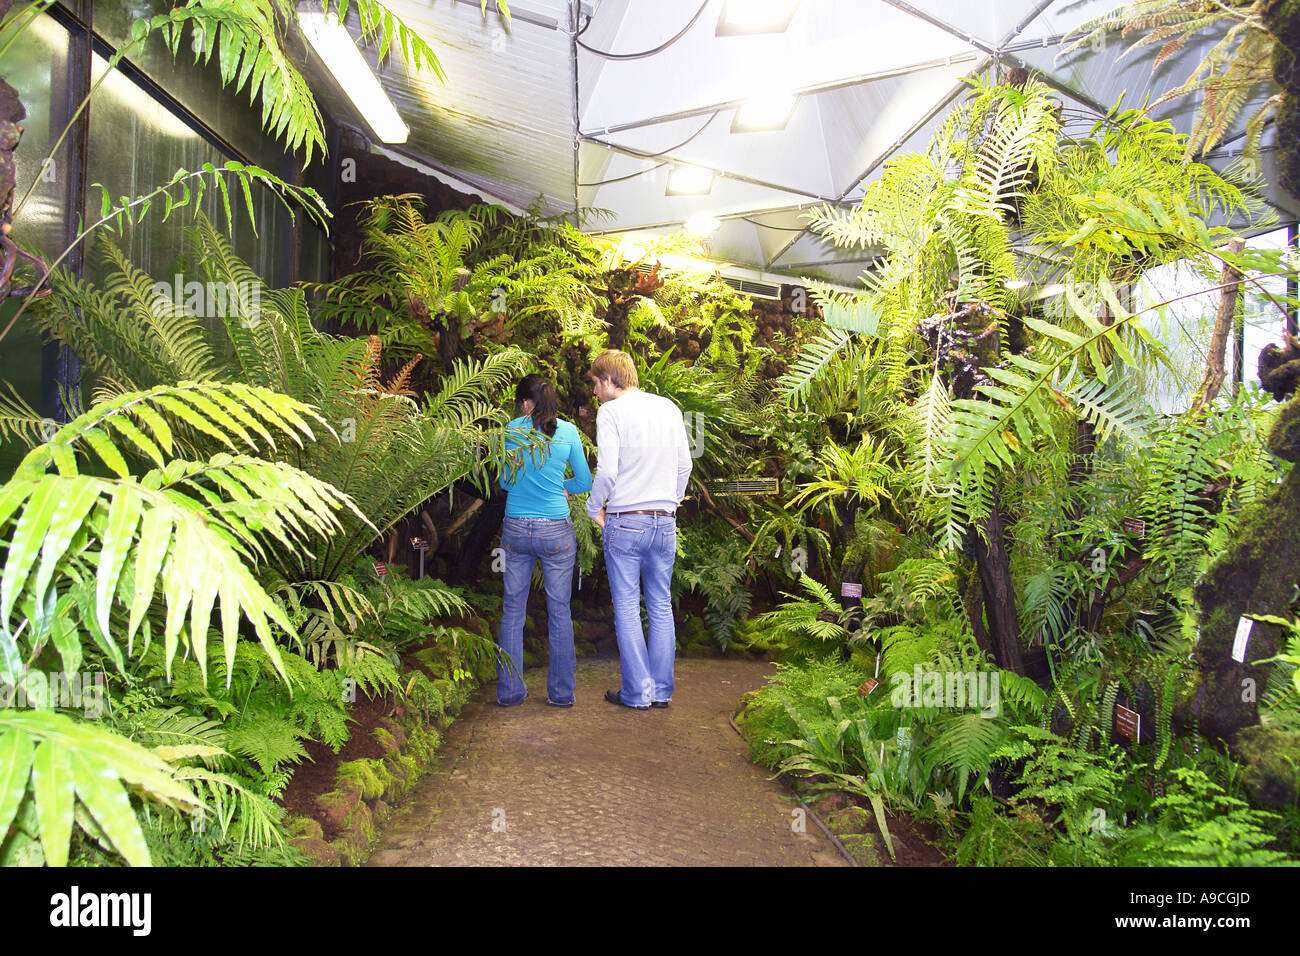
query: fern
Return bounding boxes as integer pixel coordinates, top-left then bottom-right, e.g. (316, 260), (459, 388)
(0, 709), (203, 867)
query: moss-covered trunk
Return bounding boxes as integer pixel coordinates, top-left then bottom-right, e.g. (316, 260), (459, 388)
(1183, 391), (1299, 788)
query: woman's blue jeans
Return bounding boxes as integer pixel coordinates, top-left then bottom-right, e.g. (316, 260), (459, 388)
(497, 516), (578, 705)
(602, 512), (677, 707)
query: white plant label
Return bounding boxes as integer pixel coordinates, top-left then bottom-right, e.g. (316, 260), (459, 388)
(1231, 616), (1253, 664)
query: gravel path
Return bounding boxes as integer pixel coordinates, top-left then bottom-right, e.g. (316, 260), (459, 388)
(366, 656), (849, 867)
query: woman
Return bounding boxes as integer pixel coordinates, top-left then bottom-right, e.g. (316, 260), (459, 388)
(496, 374), (592, 707)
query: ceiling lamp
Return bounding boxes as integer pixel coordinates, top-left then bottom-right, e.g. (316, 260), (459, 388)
(666, 165), (715, 196)
(298, 10), (410, 143)
(716, 0), (801, 36)
(732, 90), (798, 132)
(684, 214), (722, 234)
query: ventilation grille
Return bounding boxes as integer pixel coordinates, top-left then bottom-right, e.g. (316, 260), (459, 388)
(714, 478), (780, 496)
(722, 276), (782, 300)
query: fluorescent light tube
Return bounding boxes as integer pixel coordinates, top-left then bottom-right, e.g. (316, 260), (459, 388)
(298, 10), (410, 144)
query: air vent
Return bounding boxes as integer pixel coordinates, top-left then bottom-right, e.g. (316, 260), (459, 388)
(714, 478), (780, 496)
(722, 277), (782, 300)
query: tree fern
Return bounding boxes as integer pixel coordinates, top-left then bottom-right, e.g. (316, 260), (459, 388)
(0, 709), (203, 867)
(1, 383), (362, 686)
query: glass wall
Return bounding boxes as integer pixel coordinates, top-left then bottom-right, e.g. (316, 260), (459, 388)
(0, 12), (70, 474)
(1137, 225), (1296, 415)
(0, 2), (332, 476)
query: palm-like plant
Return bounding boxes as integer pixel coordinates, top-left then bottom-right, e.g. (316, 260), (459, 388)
(752, 576), (857, 649)
(0, 382), (368, 866)
(36, 217), (532, 581)
(0, 382), (361, 685)
(788, 434), (899, 526)
(308, 198), (598, 365)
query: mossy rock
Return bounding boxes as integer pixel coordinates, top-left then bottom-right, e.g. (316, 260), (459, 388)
(1235, 724), (1300, 809)
(372, 726), (401, 755)
(336, 759), (389, 801)
(838, 831), (884, 867)
(292, 837), (341, 867)
(315, 783), (365, 834)
(460, 616), (490, 639)
(285, 814), (324, 842)
(824, 804), (872, 835)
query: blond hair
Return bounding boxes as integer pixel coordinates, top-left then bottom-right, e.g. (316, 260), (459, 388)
(590, 349), (639, 389)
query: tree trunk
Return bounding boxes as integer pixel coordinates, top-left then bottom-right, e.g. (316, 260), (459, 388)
(1182, 392), (1300, 747)
(973, 499), (1025, 674)
(448, 482), (507, 586)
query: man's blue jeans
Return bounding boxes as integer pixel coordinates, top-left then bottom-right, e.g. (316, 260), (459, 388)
(498, 517), (578, 705)
(603, 513), (677, 707)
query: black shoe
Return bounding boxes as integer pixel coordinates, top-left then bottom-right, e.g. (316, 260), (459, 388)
(547, 698), (574, 708)
(604, 689), (649, 709)
(651, 700), (669, 709)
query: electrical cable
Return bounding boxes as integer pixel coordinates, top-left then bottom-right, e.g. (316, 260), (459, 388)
(577, 110), (720, 189)
(575, 0), (710, 59)
(742, 216), (806, 231)
(578, 161), (667, 188)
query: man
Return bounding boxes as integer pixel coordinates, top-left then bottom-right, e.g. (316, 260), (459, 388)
(586, 349), (692, 709)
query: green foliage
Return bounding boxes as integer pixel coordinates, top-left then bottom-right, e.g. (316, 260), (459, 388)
(1060, 1), (1281, 164)
(37, 218), (531, 580)
(308, 198), (596, 362)
(673, 527), (753, 650)
(0, 382), (361, 688)
(751, 576), (853, 653)
(737, 658), (871, 770)
(0, 708), (204, 867)
(1114, 767), (1293, 866)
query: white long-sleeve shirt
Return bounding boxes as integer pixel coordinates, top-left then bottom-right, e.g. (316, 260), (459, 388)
(586, 388), (693, 516)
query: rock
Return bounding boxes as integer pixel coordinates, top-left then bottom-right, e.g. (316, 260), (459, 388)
(816, 792), (846, 813)
(292, 837), (341, 867)
(316, 784), (365, 834)
(1235, 724), (1300, 808)
(286, 815), (324, 841)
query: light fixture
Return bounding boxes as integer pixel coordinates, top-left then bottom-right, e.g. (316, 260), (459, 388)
(716, 0), (801, 36)
(666, 165), (715, 196)
(298, 10), (410, 144)
(1006, 279), (1029, 290)
(684, 214), (722, 234)
(732, 91), (798, 132)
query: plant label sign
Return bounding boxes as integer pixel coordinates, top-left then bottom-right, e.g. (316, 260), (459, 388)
(373, 561), (389, 578)
(858, 678), (878, 697)
(1232, 616), (1253, 663)
(841, 582), (863, 599)
(1115, 704), (1141, 742)
(411, 537), (429, 551)
(1122, 517), (1146, 537)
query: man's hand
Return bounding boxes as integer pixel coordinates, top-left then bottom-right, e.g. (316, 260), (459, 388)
(593, 508), (606, 529)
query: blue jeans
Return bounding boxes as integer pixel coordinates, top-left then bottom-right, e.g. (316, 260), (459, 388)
(498, 517), (578, 705)
(603, 513), (677, 707)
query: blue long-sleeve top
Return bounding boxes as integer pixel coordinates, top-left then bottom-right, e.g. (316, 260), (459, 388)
(499, 416), (593, 518)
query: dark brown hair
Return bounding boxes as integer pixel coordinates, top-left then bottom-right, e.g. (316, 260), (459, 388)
(515, 374), (558, 437)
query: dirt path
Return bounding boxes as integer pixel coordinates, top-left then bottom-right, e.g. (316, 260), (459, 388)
(365, 656), (851, 866)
